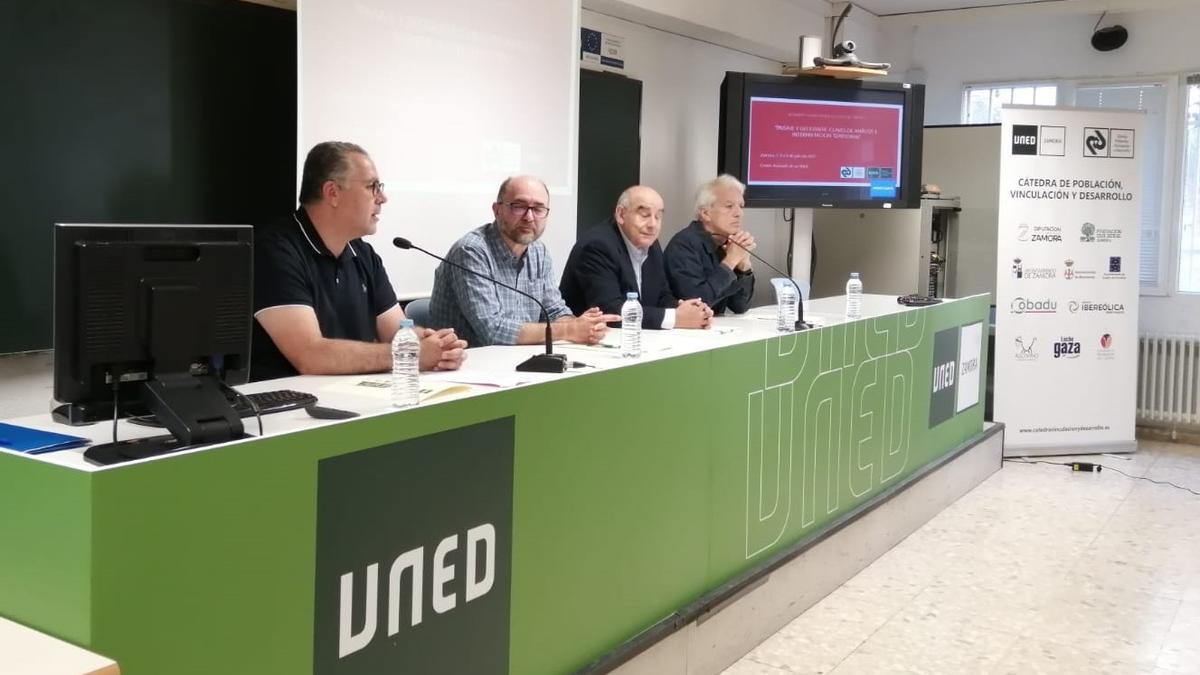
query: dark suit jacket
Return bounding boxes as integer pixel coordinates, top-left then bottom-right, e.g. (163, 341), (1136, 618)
(560, 218), (677, 329)
(664, 220), (754, 315)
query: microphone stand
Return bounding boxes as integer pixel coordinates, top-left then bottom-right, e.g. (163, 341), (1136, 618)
(393, 237), (568, 373)
(727, 238), (812, 331)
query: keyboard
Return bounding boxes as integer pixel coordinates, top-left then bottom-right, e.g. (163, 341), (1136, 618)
(127, 389), (318, 428)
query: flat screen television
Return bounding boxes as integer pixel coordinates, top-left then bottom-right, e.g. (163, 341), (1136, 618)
(719, 72), (926, 209)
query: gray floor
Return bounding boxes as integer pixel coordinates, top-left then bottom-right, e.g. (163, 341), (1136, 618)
(0, 352), (54, 419)
(725, 440), (1200, 675)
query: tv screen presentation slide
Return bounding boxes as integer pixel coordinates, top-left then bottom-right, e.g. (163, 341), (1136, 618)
(747, 97), (903, 198)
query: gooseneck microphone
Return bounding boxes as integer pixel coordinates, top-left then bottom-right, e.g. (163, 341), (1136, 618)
(392, 237), (568, 373)
(726, 238), (812, 331)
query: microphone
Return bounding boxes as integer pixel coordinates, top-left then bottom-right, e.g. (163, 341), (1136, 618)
(726, 238), (811, 331)
(392, 237), (567, 373)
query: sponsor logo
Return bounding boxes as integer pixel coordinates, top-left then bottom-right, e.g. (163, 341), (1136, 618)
(1110, 128), (1136, 158)
(1080, 222), (1123, 243)
(1063, 258), (1096, 280)
(1052, 336), (1081, 359)
(1103, 255), (1127, 279)
(1015, 336), (1039, 361)
(1010, 297), (1057, 314)
(1017, 223), (1063, 243)
(1068, 300), (1126, 314)
(1083, 127), (1136, 158)
(1084, 128), (1109, 157)
(1012, 257), (1022, 278)
(1098, 333), (1115, 359)
(1012, 124), (1039, 155)
(1039, 125), (1066, 156)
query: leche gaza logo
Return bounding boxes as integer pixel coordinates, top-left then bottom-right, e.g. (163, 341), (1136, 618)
(1052, 336), (1081, 359)
(1010, 297), (1057, 314)
(1068, 300), (1126, 315)
(1014, 336), (1039, 361)
(1017, 223), (1063, 243)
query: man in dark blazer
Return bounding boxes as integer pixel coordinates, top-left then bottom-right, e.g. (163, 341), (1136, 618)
(561, 185), (713, 330)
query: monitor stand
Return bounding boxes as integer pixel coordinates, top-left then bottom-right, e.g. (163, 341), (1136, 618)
(82, 373), (246, 466)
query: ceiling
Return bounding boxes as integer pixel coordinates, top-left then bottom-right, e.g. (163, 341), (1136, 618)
(842, 0), (1196, 16)
(849, 0), (1062, 15)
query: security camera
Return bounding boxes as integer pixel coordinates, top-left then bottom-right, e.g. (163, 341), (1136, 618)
(832, 40), (857, 57)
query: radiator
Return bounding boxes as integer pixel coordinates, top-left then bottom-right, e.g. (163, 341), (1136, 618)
(1138, 334), (1200, 426)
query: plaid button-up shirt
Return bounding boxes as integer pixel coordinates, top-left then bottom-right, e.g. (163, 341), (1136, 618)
(429, 222), (573, 347)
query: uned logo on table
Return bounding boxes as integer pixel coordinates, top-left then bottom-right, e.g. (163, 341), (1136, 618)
(930, 322), (983, 427)
(313, 418), (515, 675)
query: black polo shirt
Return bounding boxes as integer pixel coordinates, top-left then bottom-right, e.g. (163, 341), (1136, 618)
(250, 208), (398, 381)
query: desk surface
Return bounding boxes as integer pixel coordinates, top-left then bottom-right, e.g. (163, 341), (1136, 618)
(0, 616), (118, 675)
(0, 295), (958, 473)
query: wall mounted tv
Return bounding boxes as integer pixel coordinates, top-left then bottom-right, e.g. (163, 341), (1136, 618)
(719, 72), (926, 209)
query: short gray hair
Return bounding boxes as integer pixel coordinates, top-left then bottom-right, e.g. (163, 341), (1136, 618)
(299, 141), (367, 205)
(694, 174), (745, 214)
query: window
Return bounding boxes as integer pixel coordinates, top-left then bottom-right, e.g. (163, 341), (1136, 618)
(1178, 75), (1200, 293)
(962, 83), (1057, 124)
(1074, 82), (1167, 289)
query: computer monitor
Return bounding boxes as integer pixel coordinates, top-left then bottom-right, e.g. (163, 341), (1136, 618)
(52, 223), (254, 462)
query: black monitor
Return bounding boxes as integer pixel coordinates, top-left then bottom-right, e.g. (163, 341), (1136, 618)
(718, 72), (926, 209)
(52, 223), (254, 462)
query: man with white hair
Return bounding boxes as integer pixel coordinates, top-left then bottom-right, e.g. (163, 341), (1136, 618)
(663, 174), (756, 315)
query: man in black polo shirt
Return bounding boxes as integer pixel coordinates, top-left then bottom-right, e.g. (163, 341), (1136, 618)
(251, 141), (466, 382)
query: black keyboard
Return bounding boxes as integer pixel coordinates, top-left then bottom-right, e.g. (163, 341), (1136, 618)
(128, 389), (318, 428)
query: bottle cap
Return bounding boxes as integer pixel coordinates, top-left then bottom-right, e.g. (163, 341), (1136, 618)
(626, 292), (638, 299)
(399, 319), (415, 328)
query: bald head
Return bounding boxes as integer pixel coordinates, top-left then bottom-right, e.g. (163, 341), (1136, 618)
(492, 175), (551, 251)
(614, 185), (665, 250)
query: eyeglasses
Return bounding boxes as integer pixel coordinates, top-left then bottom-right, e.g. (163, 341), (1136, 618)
(365, 180), (385, 197)
(505, 202), (550, 219)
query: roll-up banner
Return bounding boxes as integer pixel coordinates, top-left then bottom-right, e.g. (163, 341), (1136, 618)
(995, 105), (1142, 456)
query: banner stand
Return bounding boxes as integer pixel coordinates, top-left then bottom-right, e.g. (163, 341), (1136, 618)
(994, 105), (1143, 457)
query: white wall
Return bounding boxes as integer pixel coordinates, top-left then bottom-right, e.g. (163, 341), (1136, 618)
(879, 4), (1200, 125)
(581, 9), (827, 305)
(584, 0), (830, 62)
(878, 2), (1200, 335)
(299, 0), (580, 298)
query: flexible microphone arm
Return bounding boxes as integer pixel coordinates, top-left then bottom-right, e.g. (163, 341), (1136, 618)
(726, 238), (811, 331)
(392, 237), (567, 373)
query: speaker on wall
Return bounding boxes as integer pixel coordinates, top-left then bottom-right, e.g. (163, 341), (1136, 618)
(1091, 12), (1128, 52)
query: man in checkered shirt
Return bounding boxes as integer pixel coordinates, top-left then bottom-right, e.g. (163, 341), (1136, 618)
(430, 176), (618, 347)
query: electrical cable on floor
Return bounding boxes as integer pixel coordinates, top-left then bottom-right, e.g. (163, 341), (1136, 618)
(1003, 458), (1200, 496)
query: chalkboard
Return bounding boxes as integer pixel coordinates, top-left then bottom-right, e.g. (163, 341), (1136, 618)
(577, 68), (642, 235)
(0, 0), (296, 353)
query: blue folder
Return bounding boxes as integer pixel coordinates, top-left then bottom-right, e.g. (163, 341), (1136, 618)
(0, 422), (91, 455)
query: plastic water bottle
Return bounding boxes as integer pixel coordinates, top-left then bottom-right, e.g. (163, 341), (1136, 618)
(776, 282), (797, 332)
(845, 272), (863, 320)
(391, 319), (420, 408)
(621, 292), (642, 358)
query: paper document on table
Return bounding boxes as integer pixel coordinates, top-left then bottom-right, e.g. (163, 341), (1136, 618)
(421, 369), (526, 388)
(322, 377), (476, 402)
